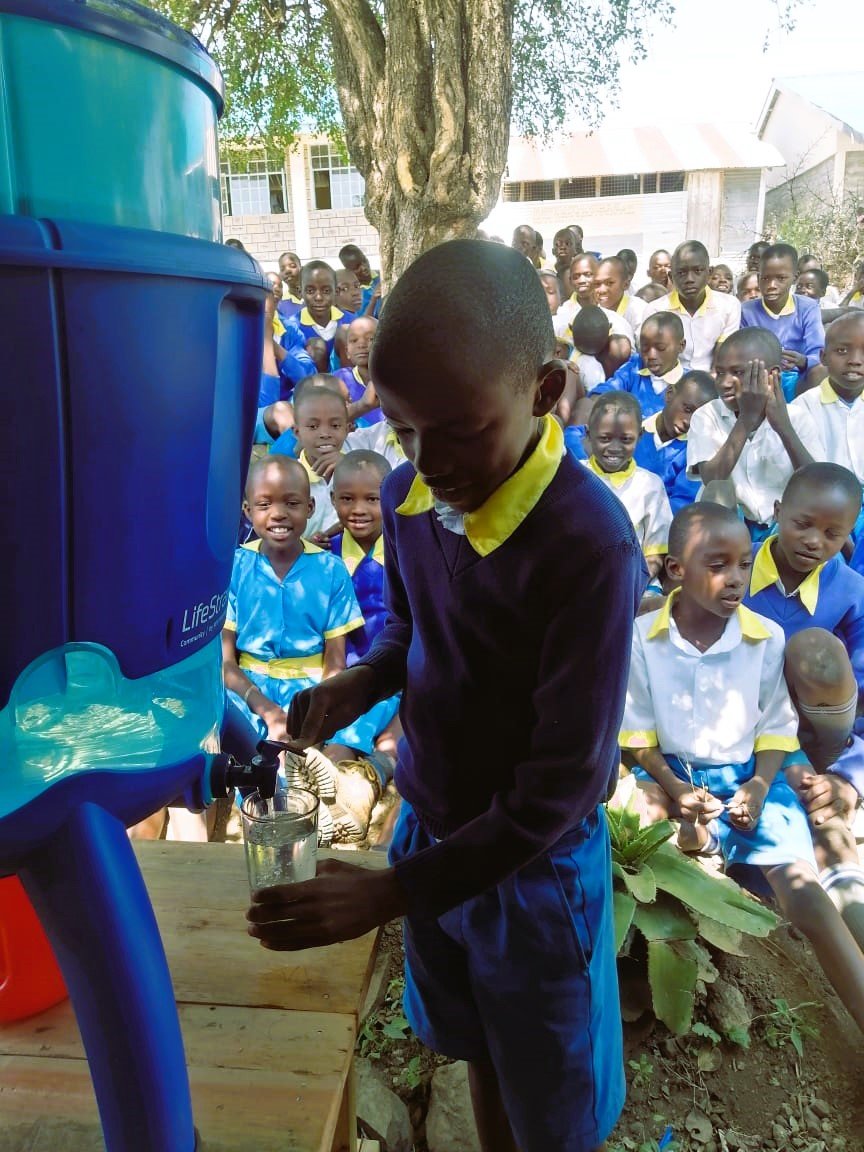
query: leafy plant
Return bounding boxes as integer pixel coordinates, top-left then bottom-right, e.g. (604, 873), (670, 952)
(758, 998), (819, 1060)
(400, 1054), (424, 1090)
(607, 781), (779, 1035)
(627, 1053), (655, 1092)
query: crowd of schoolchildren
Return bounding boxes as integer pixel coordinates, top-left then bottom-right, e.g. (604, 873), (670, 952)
(180, 225), (864, 1049)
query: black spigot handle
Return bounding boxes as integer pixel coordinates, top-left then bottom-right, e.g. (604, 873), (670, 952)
(207, 742), (304, 801)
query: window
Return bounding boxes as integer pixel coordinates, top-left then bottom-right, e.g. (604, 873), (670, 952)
(659, 171), (686, 193)
(600, 175), (641, 198)
(559, 177), (596, 200)
(310, 143), (365, 210)
(220, 149), (289, 217)
(500, 170), (688, 203)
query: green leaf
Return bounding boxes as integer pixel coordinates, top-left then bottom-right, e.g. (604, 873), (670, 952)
(647, 939), (698, 1035)
(611, 861), (626, 881)
(696, 916), (747, 956)
(381, 1015), (410, 1039)
(620, 864), (657, 903)
(692, 1022), (722, 1045)
(613, 890), (637, 952)
(650, 844), (779, 936)
(668, 939), (718, 984)
(725, 1026), (751, 1049)
(633, 896), (697, 941)
(617, 820), (675, 866)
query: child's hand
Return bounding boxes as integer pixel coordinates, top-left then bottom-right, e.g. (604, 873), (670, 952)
(764, 367), (791, 430)
(737, 359), (769, 432)
(781, 348), (806, 372)
(286, 666), (379, 750)
(727, 776), (770, 830)
(361, 378), (378, 409)
(311, 447), (340, 481)
(263, 707), (290, 744)
(309, 531), (332, 550)
(677, 787), (725, 825)
(798, 772), (860, 827)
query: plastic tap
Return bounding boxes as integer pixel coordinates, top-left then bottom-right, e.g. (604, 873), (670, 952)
(207, 740), (300, 801)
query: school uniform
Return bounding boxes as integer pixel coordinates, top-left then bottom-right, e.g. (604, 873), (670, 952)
(616, 293), (646, 337)
(553, 298), (633, 341)
(360, 415), (645, 1150)
(634, 412), (699, 512)
(621, 592), (815, 874)
(744, 539), (864, 794)
(592, 352), (684, 417)
(741, 295), (825, 398)
(298, 450), (344, 539)
(344, 422), (406, 470)
(225, 538), (363, 744)
(334, 365), (383, 425)
(581, 457), (672, 559)
(568, 350), (606, 391)
(643, 287), (741, 372)
(790, 379), (864, 485)
(277, 294), (302, 323)
(686, 398), (809, 531)
(282, 306), (352, 356)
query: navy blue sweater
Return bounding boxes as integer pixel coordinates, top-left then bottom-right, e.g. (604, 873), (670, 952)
(358, 451), (646, 914)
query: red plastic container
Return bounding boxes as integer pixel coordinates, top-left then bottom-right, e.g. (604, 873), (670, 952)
(0, 875), (67, 1022)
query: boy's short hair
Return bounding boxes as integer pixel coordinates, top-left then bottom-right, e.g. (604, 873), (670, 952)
(598, 255), (628, 277)
(301, 259), (336, 287)
(668, 501), (742, 558)
(336, 268), (358, 284)
(617, 249), (638, 274)
(720, 327), (783, 367)
(710, 263), (734, 278)
(570, 304), (611, 348)
(538, 270), (559, 286)
(761, 243), (798, 268)
(371, 239), (554, 393)
(587, 390), (641, 431)
(676, 370), (718, 401)
(279, 250), (300, 263)
(826, 310), (864, 344)
(339, 244), (366, 265)
(333, 450), (392, 487)
(641, 311), (685, 341)
(245, 453), (309, 499)
(673, 240), (709, 265)
(635, 282), (668, 303)
(783, 462), (862, 512)
(293, 376), (348, 416)
(798, 253), (821, 271)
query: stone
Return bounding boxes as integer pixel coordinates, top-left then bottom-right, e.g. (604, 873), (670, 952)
(707, 979), (752, 1039)
(804, 1109), (822, 1136)
(811, 1099), (831, 1120)
(772, 1123), (788, 1146)
(355, 1057), (413, 1152)
(426, 1062), (482, 1152)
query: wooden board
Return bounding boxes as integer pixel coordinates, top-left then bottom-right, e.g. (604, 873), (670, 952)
(0, 1004), (355, 1152)
(133, 841), (383, 1019)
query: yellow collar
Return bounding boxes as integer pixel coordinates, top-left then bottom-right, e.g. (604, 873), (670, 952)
(340, 531), (384, 575)
(299, 306), (344, 327)
(852, 291), (863, 304)
(298, 450), (333, 484)
(384, 427), (406, 458)
(819, 379), (862, 405)
(668, 286), (711, 317)
(749, 538), (823, 615)
(242, 538), (321, 555)
(637, 361), (684, 386)
(287, 292), (302, 304)
(396, 414), (563, 557)
(761, 294), (795, 318)
(587, 455), (636, 487)
(272, 314), (286, 339)
(616, 295), (629, 315)
(647, 588), (772, 641)
(643, 412), (686, 442)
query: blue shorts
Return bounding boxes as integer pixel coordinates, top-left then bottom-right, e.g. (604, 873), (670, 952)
(389, 804), (625, 1152)
(633, 754), (817, 877)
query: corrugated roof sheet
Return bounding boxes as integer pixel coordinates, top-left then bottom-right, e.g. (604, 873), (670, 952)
(767, 74), (864, 140)
(505, 123), (782, 182)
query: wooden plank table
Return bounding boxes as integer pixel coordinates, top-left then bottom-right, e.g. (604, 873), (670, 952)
(0, 842), (384, 1152)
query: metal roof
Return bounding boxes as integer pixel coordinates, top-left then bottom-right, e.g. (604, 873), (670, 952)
(505, 123), (782, 182)
(758, 74), (864, 142)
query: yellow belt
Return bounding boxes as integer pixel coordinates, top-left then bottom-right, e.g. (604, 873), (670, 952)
(239, 652), (323, 680)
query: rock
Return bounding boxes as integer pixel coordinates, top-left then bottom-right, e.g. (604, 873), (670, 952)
(772, 1123), (788, 1145)
(811, 1098), (831, 1120)
(355, 1057), (413, 1152)
(804, 1109), (822, 1135)
(707, 979), (752, 1039)
(426, 1062), (482, 1152)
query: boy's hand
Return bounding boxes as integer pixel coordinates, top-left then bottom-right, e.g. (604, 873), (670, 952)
(781, 348), (806, 372)
(287, 666), (378, 749)
(798, 772), (860, 827)
(246, 858), (406, 950)
(309, 531), (332, 550)
(727, 776), (770, 830)
(262, 707), (290, 744)
(310, 447), (340, 482)
(737, 359), (769, 432)
(764, 368), (791, 431)
(676, 786), (725, 825)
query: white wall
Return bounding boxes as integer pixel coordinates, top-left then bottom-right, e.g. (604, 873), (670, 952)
(761, 89), (844, 194)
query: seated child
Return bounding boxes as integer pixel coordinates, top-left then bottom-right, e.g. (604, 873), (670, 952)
(840, 261), (864, 309)
(634, 371), (718, 512)
(334, 316), (383, 426)
(335, 268), (362, 317)
(339, 243), (381, 317)
(305, 336), (330, 374)
(539, 269), (562, 314)
(223, 456), (381, 843)
(687, 328), (812, 540)
(554, 254), (633, 341)
(282, 260), (352, 358)
(594, 256), (646, 337)
(592, 311), (686, 417)
(708, 264), (734, 294)
(743, 464), (864, 946)
(291, 379), (349, 539)
(617, 248), (638, 287)
(635, 281), (668, 304)
(581, 392), (672, 582)
(276, 250), (303, 322)
(623, 502), (864, 1031)
(737, 271), (760, 302)
(568, 306), (632, 391)
(647, 249), (672, 291)
(796, 267), (829, 307)
(741, 243), (825, 398)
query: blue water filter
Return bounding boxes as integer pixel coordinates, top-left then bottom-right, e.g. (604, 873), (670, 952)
(0, 3), (268, 1150)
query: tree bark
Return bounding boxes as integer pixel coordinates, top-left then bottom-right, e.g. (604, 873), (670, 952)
(325, 0), (515, 284)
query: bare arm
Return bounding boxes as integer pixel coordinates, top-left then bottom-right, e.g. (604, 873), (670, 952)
(322, 635), (347, 679)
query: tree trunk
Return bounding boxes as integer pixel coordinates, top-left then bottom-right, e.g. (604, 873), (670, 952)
(325, 0), (515, 284)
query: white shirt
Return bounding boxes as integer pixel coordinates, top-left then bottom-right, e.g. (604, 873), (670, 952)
(570, 352), (606, 391)
(553, 299), (634, 342)
(643, 287), (741, 372)
(344, 423), (407, 471)
(621, 595), (799, 765)
(790, 380), (864, 484)
(299, 451), (341, 538)
(617, 293), (647, 340)
(686, 399), (808, 525)
(581, 458), (672, 556)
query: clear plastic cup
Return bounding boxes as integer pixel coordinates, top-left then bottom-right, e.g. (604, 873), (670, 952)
(240, 789), (318, 891)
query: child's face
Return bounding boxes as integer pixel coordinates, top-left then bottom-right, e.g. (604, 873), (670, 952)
(821, 319), (864, 400)
(244, 463), (311, 550)
(795, 271), (824, 300)
(774, 488), (859, 575)
(345, 253), (373, 285)
(708, 268), (733, 293)
(570, 257), (597, 302)
(648, 252), (671, 285)
(639, 321), (684, 377)
(737, 273), (760, 301)
(512, 226), (537, 261)
(671, 250), (709, 303)
(266, 272), (283, 305)
(279, 253), (301, 285)
(671, 519), (753, 620)
(714, 342), (779, 413)
(588, 410), (639, 473)
(347, 318), (376, 368)
(541, 276), (561, 313)
(553, 230), (576, 263)
(295, 394), (348, 459)
(663, 383), (706, 438)
(331, 464), (384, 543)
(303, 269), (336, 323)
(336, 272), (363, 313)
(759, 256), (795, 310)
(593, 262), (626, 311)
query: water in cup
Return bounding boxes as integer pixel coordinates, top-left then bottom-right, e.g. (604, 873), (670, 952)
(241, 789), (318, 891)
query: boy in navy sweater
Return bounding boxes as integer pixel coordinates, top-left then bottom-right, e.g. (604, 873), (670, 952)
(247, 240), (646, 1152)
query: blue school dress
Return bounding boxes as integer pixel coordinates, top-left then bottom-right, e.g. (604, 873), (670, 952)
(591, 353), (684, 418)
(334, 366), (383, 425)
(282, 307), (352, 357)
(634, 414), (699, 513)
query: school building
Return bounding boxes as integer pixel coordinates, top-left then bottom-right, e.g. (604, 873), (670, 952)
(221, 124), (782, 272)
(757, 74), (864, 219)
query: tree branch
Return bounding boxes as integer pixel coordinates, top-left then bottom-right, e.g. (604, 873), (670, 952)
(322, 0), (385, 179)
